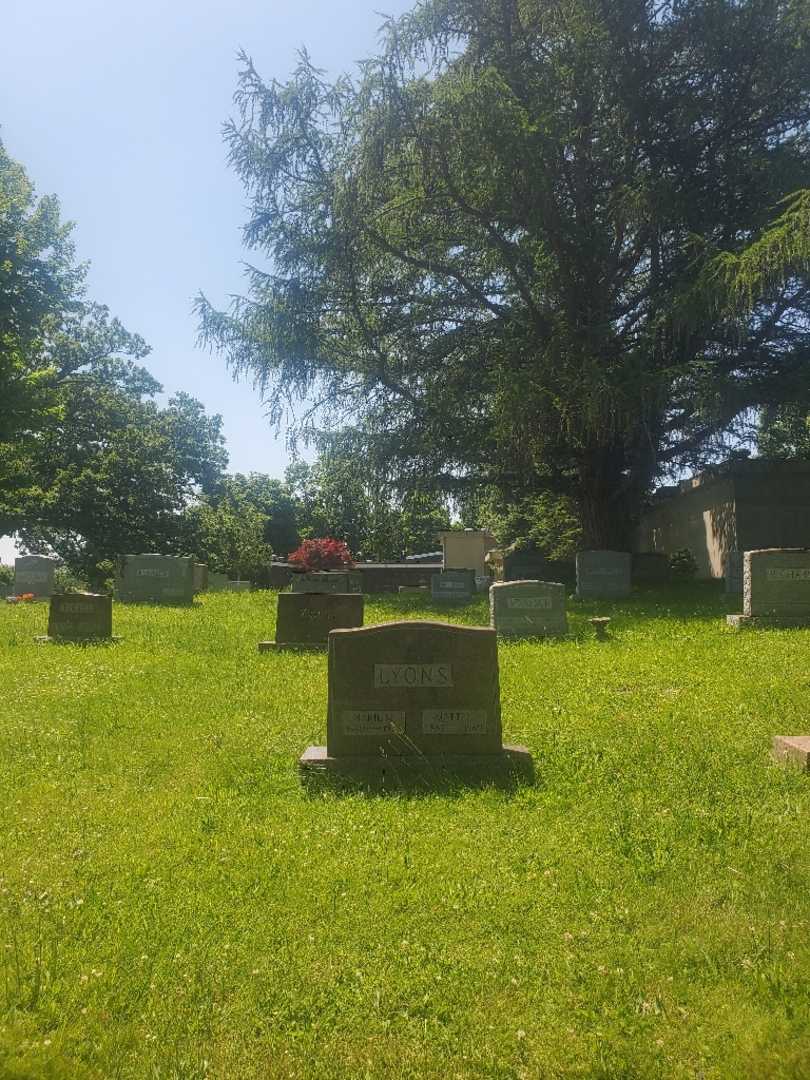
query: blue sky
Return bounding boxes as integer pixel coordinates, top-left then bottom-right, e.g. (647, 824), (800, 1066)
(1, 0), (412, 487)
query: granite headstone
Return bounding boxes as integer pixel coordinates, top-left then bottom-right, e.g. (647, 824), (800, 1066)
(430, 568), (476, 603)
(45, 592), (113, 641)
(575, 550), (632, 600)
(728, 548), (810, 628)
(259, 592), (364, 651)
(14, 555), (58, 598)
(116, 554), (195, 604)
(490, 580), (568, 638)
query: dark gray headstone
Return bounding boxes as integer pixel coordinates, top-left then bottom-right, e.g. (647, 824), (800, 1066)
(116, 554), (195, 604)
(290, 571), (362, 594)
(46, 592), (113, 641)
(728, 548), (810, 628)
(299, 622), (533, 785)
(575, 550), (632, 599)
(193, 563), (208, 593)
(430, 568), (475, 602)
(14, 555), (58, 598)
(723, 551), (744, 595)
(207, 572), (230, 591)
(259, 592), (364, 651)
(490, 580), (568, 638)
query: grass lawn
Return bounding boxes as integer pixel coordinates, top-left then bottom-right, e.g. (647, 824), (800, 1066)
(1, 585), (810, 1078)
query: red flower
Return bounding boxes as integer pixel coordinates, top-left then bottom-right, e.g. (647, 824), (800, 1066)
(288, 538), (354, 573)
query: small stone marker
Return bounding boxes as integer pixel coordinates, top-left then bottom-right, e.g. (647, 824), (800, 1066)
(576, 550), (632, 600)
(14, 555), (58, 598)
(41, 592), (114, 642)
(589, 616), (611, 641)
(299, 620), (533, 785)
(290, 571), (362, 594)
(193, 562), (209, 593)
(727, 548), (810, 628)
(224, 580), (251, 592)
(116, 554), (195, 604)
(490, 580), (568, 638)
(259, 592), (364, 651)
(723, 551), (743, 596)
(430, 568), (476, 603)
(772, 735), (810, 771)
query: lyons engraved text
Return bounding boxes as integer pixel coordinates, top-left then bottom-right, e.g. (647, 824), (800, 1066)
(374, 663), (453, 688)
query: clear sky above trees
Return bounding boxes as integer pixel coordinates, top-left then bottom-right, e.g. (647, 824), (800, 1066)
(0, 0), (412, 479)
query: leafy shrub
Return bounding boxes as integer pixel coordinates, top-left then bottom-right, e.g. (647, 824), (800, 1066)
(669, 547), (698, 581)
(53, 565), (88, 593)
(0, 564), (12, 585)
(288, 538), (354, 572)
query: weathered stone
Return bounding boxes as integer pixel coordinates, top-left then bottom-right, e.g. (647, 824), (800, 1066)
(207, 572), (230, 591)
(290, 571), (363, 594)
(259, 592), (363, 651)
(772, 735), (810, 771)
(727, 548), (810, 628)
(14, 555), (58, 598)
(723, 551), (744, 595)
(45, 592), (113, 641)
(193, 563), (209, 593)
(116, 554), (195, 604)
(299, 621), (533, 785)
(430, 568), (476, 603)
(489, 580), (568, 638)
(575, 550), (632, 600)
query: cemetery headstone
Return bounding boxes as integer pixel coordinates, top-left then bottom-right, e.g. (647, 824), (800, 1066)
(575, 550), (632, 600)
(772, 735), (810, 772)
(299, 620), (533, 785)
(116, 554), (195, 604)
(259, 592), (364, 651)
(193, 562), (209, 593)
(489, 580), (568, 638)
(430, 568), (476, 603)
(727, 548), (810, 628)
(224, 580), (251, 592)
(42, 592), (114, 642)
(14, 555), (58, 598)
(290, 571), (363, 594)
(723, 551), (744, 596)
(207, 572), (230, 591)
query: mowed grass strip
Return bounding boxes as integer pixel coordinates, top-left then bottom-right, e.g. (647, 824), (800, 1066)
(1, 586), (809, 1079)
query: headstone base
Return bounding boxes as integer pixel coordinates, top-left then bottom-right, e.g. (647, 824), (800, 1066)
(298, 743), (534, 788)
(772, 735), (810, 771)
(35, 635), (121, 645)
(258, 640), (326, 652)
(726, 614), (810, 630)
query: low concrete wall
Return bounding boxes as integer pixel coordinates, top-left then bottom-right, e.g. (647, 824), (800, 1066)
(268, 562), (440, 593)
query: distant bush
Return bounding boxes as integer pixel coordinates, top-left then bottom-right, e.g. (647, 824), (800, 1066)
(669, 548), (698, 581)
(0, 564), (12, 585)
(288, 538), (354, 573)
(54, 565), (88, 593)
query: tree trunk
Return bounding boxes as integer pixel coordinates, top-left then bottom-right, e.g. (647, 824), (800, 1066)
(578, 446), (638, 551)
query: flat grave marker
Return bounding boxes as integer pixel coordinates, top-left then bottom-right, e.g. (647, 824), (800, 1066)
(575, 550), (632, 600)
(300, 620), (533, 785)
(728, 548), (810, 628)
(490, 580), (568, 638)
(259, 592), (364, 651)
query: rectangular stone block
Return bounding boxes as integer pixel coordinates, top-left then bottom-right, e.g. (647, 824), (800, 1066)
(208, 572), (230, 591)
(47, 592), (113, 641)
(290, 571), (362, 594)
(575, 550), (632, 599)
(772, 735), (810, 771)
(724, 551), (744, 595)
(325, 621), (502, 757)
(260, 592), (364, 650)
(743, 548), (810, 618)
(116, 554), (195, 604)
(430, 568), (476, 603)
(490, 580), (568, 638)
(14, 555), (58, 598)
(193, 563), (208, 593)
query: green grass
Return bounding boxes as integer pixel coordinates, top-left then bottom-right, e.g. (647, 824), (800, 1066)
(1, 585), (810, 1078)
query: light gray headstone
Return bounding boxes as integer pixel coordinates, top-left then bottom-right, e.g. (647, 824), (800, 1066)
(744, 549), (810, 618)
(575, 550), (631, 599)
(14, 555), (58, 598)
(490, 580), (568, 638)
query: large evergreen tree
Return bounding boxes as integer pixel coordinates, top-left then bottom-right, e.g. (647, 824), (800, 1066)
(199, 0), (810, 546)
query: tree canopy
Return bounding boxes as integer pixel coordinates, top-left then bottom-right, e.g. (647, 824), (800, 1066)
(199, 0), (810, 546)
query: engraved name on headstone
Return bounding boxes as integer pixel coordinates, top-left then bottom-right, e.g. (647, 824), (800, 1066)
(575, 550), (632, 600)
(728, 548), (810, 628)
(259, 592), (364, 651)
(490, 580), (568, 638)
(116, 554), (196, 604)
(46, 592), (113, 641)
(14, 555), (58, 598)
